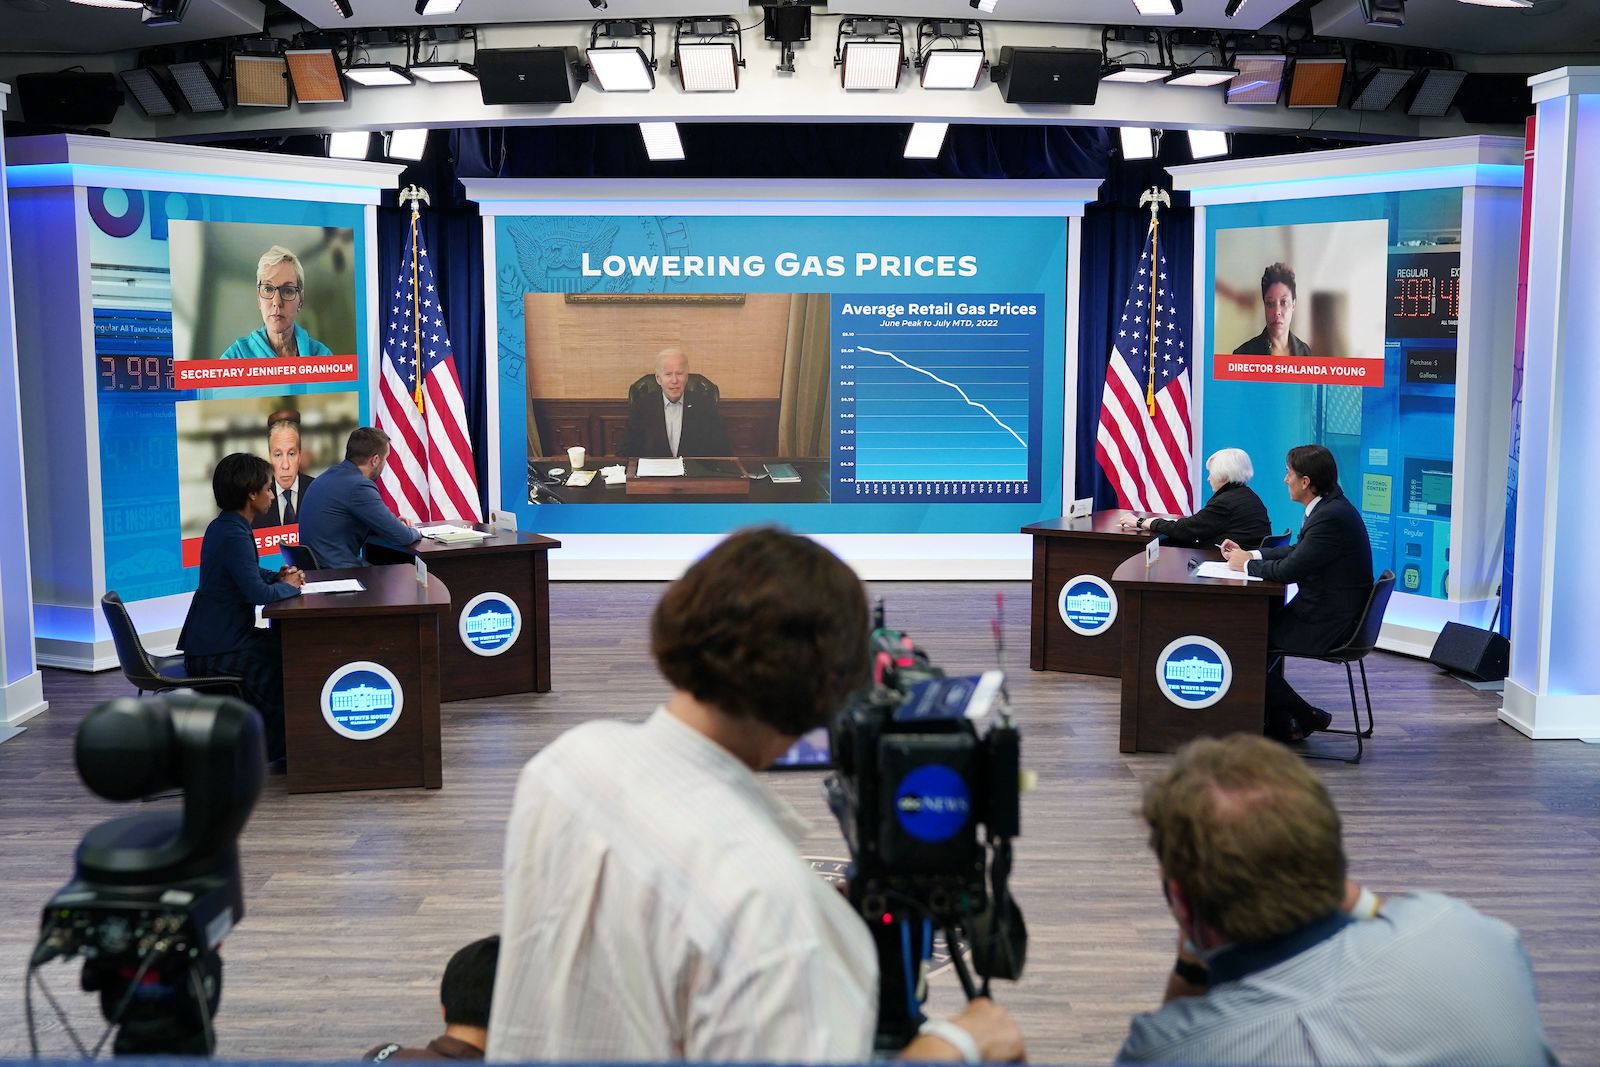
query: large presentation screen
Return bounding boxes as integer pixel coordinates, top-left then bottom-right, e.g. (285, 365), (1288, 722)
(87, 188), (369, 602)
(1202, 188), (1462, 599)
(493, 215), (1065, 534)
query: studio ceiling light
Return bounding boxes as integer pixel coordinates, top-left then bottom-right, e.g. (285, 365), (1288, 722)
(1166, 64), (1237, 86)
(1360, 0), (1405, 26)
(969, 0), (998, 11)
(410, 62), (477, 82)
(673, 18), (743, 92)
(1286, 55), (1346, 107)
(1349, 65), (1414, 109)
(1455, 0), (1533, 5)
(1407, 65), (1467, 116)
(904, 121), (949, 159)
(346, 63), (414, 86)
(285, 48), (346, 103)
(587, 20), (656, 91)
(415, 0), (460, 13)
(1226, 53), (1286, 104)
(1119, 126), (1156, 160)
(326, 0), (352, 17)
(386, 128), (429, 160)
(168, 59), (227, 112)
(328, 131), (371, 159)
(1132, 0), (1181, 13)
(1165, 30), (1235, 87)
(836, 18), (906, 90)
(1101, 27), (1168, 82)
(233, 53), (290, 108)
(119, 67), (179, 117)
(640, 121), (684, 161)
(916, 19), (986, 89)
(1223, 0), (1247, 15)
(1188, 129), (1228, 159)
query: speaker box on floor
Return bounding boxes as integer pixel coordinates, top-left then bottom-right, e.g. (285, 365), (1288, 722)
(993, 47), (1101, 105)
(16, 71), (123, 127)
(477, 47), (583, 105)
(1428, 622), (1509, 682)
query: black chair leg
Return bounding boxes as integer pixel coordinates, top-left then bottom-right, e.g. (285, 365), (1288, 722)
(1315, 661), (1372, 764)
(1356, 659), (1375, 738)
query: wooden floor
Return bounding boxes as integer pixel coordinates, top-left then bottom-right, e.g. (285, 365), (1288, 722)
(2, 581), (1598, 1062)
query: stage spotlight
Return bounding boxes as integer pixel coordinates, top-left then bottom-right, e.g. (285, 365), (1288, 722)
(1350, 65), (1413, 109)
(327, 0), (353, 17)
(588, 20), (656, 91)
(386, 128), (429, 160)
(917, 20), (985, 89)
(411, 62), (477, 82)
(346, 63), (413, 86)
(589, 0), (606, 8)
(970, 0), (998, 11)
(119, 67), (179, 116)
(138, 0), (188, 27)
(1407, 66), (1467, 116)
(1120, 126), (1156, 160)
(1133, 0), (1181, 13)
(1224, 0), (1247, 15)
(285, 48), (346, 103)
(168, 59), (227, 111)
(836, 17), (905, 90)
(328, 131), (371, 159)
(904, 121), (949, 159)
(1287, 55), (1346, 107)
(640, 121), (684, 161)
(1101, 26), (1168, 83)
(1360, 0), (1405, 26)
(674, 18), (743, 91)
(1226, 53), (1286, 104)
(233, 53), (290, 108)
(1188, 129), (1228, 159)
(415, 0), (460, 12)
(1166, 63), (1236, 86)
(1165, 30), (1236, 87)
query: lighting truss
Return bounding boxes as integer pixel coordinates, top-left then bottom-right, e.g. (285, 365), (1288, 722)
(916, 19), (985, 89)
(119, 67), (180, 116)
(640, 121), (685, 161)
(1164, 30), (1236, 87)
(835, 17), (905, 90)
(233, 52), (290, 108)
(587, 20), (656, 91)
(1101, 26), (1168, 83)
(673, 17), (743, 92)
(285, 48), (346, 103)
(904, 121), (949, 158)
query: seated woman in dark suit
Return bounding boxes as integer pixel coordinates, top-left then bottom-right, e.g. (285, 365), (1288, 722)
(179, 453), (305, 766)
(1124, 447), (1272, 548)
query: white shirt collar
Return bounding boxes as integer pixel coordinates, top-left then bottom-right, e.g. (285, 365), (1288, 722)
(1305, 495), (1323, 517)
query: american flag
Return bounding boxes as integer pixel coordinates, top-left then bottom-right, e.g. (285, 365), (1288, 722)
(377, 215), (483, 524)
(1094, 216), (1194, 516)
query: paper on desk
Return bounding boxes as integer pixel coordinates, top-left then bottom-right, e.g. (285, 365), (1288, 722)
(303, 579), (365, 594)
(1193, 561), (1262, 581)
(601, 464), (627, 485)
(636, 457), (686, 477)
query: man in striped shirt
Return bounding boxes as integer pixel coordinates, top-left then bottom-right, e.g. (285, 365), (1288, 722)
(1118, 735), (1556, 1067)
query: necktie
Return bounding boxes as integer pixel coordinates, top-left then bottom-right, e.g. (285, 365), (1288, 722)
(283, 488), (296, 525)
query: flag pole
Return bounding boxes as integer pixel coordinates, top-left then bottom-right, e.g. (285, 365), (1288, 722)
(1137, 186), (1171, 416)
(399, 185), (431, 416)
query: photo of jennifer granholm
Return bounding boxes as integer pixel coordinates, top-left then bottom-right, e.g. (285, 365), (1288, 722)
(168, 219), (357, 362)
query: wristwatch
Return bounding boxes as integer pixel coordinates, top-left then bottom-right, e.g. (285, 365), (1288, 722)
(1135, 516), (1145, 529)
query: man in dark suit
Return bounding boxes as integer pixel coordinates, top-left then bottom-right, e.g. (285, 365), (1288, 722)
(1233, 262), (1312, 357)
(621, 347), (730, 458)
(253, 415), (315, 530)
(1221, 444), (1373, 743)
(299, 426), (421, 569)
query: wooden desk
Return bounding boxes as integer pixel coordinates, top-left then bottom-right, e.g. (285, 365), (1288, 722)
(410, 527), (561, 699)
(1022, 512), (1154, 677)
(264, 565), (450, 794)
(528, 456), (831, 504)
(1111, 547), (1285, 754)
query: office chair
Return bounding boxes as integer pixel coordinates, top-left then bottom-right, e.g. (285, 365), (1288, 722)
(1271, 570), (1397, 765)
(1259, 529), (1292, 550)
(281, 544), (320, 571)
(101, 591), (242, 697)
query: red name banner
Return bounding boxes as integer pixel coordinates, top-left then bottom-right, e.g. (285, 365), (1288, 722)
(1212, 354), (1385, 387)
(174, 355), (359, 390)
(181, 524), (300, 569)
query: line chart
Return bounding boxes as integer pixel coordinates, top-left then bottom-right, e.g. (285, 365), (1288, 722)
(831, 294), (1044, 503)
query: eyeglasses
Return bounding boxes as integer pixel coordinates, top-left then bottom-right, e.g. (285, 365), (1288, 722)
(258, 282), (304, 301)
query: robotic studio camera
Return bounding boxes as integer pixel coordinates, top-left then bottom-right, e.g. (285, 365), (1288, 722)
(28, 693), (264, 1057)
(827, 601), (1027, 1051)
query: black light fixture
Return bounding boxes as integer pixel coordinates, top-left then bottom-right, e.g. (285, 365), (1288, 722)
(1223, 33), (1286, 105)
(916, 19), (986, 89)
(1101, 26), (1169, 83)
(1360, 0), (1405, 26)
(762, 1), (820, 74)
(119, 67), (180, 116)
(1164, 30), (1237, 87)
(673, 17), (744, 92)
(410, 26), (477, 82)
(415, 0), (460, 13)
(969, 0), (998, 11)
(327, 0), (353, 18)
(138, 0), (188, 27)
(168, 57), (227, 111)
(1223, 0), (1247, 15)
(1404, 49), (1466, 116)
(1348, 42), (1412, 110)
(587, 20), (657, 91)
(834, 17), (905, 90)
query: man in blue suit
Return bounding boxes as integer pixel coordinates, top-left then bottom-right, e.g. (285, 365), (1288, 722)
(1222, 444), (1374, 743)
(298, 427), (421, 569)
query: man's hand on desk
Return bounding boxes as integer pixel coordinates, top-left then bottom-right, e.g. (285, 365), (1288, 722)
(278, 566), (306, 589)
(398, 515), (415, 527)
(1218, 539), (1251, 572)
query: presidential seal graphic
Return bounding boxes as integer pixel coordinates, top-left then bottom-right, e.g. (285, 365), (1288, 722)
(459, 591), (522, 657)
(320, 661), (404, 740)
(1155, 636), (1232, 710)
(1057, 575), (1117, 636)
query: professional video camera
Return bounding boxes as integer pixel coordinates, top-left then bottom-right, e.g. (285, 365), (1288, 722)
(827, 600), (1027, 1052)
(27, 693), (265, 1057)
